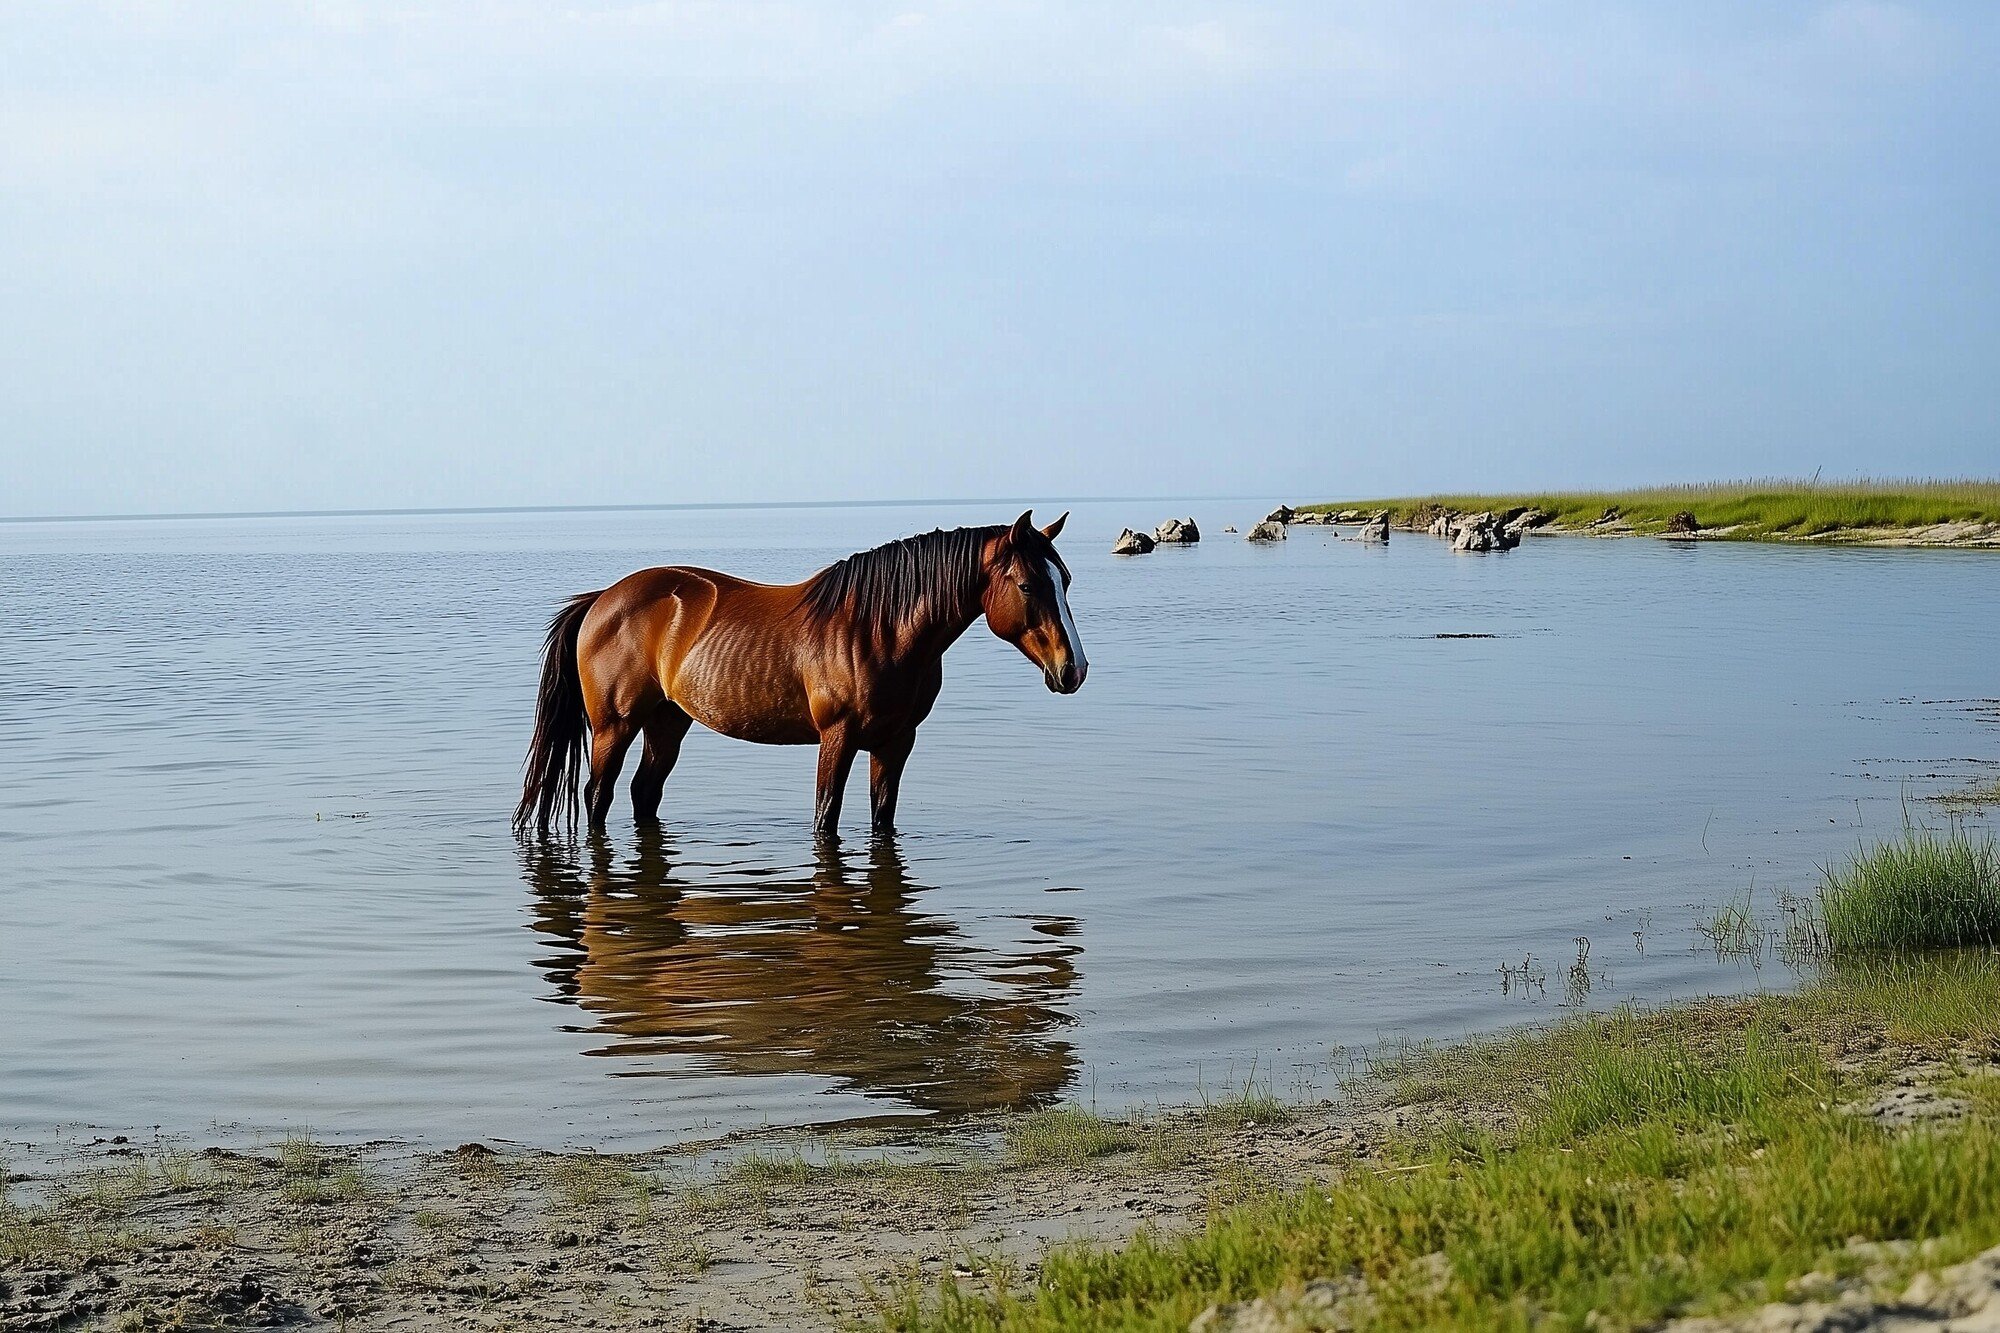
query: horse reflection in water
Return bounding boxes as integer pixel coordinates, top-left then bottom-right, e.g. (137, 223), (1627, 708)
(521, 832), (1081, 1114)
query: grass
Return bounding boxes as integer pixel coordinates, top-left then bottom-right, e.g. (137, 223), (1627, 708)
(1817, 826), (2000, 953)
(1302, 478), (2000, 540)
(1005, 1109), (1138, 1169)
(274, 1132), (370, 1205)
(877, 949), (2000, 1333)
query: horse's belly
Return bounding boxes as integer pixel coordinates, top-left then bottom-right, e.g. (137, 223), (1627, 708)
(670, 646), (817, 745)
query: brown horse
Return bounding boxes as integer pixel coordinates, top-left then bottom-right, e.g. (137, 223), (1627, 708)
(515, 510), (1087, 838)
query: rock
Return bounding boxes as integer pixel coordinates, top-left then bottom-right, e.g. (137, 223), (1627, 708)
(1189, 1275), (1370, 1333)
(1111, 528), (1156, 555)
(1449, 511), (1509, 551)
(1664, 1239), (2000, 1331)
(1410, 502), (1451, 533)
(1356, 513), (1389, 543)
(1155, 517), (1200, 544)
(1433, 510), (1521, 552)
(1426, 509), (1459, 539)
(1222, 525), (1238, 533)
(1263, 504), (1296, 525)
(451, 1142), (496, 1159)
(1586, 505), (1623, 529)
(1246, 520), (1286, 542)
(1503, 507), (1553, 536)
(1665, 509), (1700, 534)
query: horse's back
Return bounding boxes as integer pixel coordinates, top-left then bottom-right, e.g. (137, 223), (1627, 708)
(581, 565), (817, 743)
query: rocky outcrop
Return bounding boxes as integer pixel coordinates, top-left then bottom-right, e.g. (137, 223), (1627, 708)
(1503, 508), (1553, 536)
(1155, 517), (1200, 544)
(1262, 504), (1296, 525)
(1664, 1240), (2000, 1332)
(1355, 513), (1389, 543)
(1446, 511), (1521, 552)
(1111, 528), (1156, 555)
(1586, 506), (1626, 530)
(1246, 520), (1286, 542)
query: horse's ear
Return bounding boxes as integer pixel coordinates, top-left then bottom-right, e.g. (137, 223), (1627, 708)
(1009, 510), (1037, 546)
(1040, 511), (1068, 541)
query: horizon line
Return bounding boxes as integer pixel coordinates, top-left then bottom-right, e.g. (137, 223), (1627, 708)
(0, 494), (1271, 528)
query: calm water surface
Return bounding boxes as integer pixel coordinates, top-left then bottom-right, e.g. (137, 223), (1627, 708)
(2, 502), (1996, 1148)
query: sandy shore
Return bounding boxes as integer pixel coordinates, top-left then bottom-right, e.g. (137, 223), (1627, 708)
(12, 982), (2000, 1331)
(2, 1090), (1399, 1332)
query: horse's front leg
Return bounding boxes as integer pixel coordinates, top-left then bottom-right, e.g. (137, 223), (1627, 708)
(868, 729), (916, 838)
(813, 722), (858, 840)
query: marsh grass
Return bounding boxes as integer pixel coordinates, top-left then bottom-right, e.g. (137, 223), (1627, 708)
(1698, 895), (1766, 961)
(878, 955), (2000, 1333)
(274, 1132), (369, 1205)
(1004, 1108), (1138, 1169)
(546, 1154), (656, 1214)
(1304, 478), (2000, 538)
(1818, 826), (2000, 953)
(1929, 778), (2000, 813)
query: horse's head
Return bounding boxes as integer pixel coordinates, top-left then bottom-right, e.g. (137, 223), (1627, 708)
(982, 510), (1088, 695)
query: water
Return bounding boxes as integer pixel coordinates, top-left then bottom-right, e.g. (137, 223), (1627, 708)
(2, 502), (1995, 1149)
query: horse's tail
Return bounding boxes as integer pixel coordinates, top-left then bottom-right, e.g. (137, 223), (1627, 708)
(514, 591), (601, 835)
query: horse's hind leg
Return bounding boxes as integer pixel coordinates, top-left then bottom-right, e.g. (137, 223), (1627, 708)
(584, 717), (639, 832)
(631, 705), (693, 825)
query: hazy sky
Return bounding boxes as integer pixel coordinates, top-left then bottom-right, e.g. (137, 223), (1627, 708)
(3, 2), (1995, 517)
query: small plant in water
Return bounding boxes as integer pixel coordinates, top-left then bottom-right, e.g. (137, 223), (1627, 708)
(1562, 937), (1601, 1007)
(1499, 953), (1546, 998)
(1698, 892), (1766, 962)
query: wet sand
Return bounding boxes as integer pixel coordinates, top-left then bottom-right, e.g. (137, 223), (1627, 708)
(1, 1095), (1393, 1332)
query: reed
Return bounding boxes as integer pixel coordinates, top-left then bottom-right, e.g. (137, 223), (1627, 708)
(1818, 825), (2000, 953)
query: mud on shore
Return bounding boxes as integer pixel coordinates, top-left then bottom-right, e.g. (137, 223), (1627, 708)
(1, 1089), (1407, 1332)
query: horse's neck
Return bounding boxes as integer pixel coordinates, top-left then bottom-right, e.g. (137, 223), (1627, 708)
(888, 585), (984, 660)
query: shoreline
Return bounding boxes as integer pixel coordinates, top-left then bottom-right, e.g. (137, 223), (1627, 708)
(12, 961), (2000, 1331)
(1299, 485), (2000, 549)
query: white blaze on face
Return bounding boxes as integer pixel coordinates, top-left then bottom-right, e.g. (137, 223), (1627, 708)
(1045, 560), (1086, 671)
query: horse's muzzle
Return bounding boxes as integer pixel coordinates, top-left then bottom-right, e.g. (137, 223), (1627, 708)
(1046, 661), (1087, 694)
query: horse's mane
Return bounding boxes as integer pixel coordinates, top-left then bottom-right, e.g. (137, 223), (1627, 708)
(798, 525), (1002, 645)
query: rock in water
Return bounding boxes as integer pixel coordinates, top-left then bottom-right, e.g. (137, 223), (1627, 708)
(1263, 504), (1296, 524)
(1155, 517), (1201, 544)
(1357, 513), (1389, 543)
(1503, 507), (1553, 537)
(1111, 528), (1156, 555)
(1449, 511), (1518, 552)
(1246, 520), (1286, 542)
(1665, 509), (1700, 534)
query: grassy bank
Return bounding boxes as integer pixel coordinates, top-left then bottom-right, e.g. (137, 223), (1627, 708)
(1303, 478), (2000, 540)
(883, 830), (2000, 1332)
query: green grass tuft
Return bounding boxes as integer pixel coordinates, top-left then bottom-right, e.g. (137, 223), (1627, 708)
(1004, 1108), (1137, 1169)
(1819, 826), (2000, 953)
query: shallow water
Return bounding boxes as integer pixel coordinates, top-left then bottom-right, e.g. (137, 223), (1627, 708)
(2, 502), (1996, 1148)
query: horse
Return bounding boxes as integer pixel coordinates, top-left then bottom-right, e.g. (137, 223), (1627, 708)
(514, 510), (1087, 838)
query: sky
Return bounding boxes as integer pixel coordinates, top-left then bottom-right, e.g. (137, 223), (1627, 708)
(2, 2), (1995, 518)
